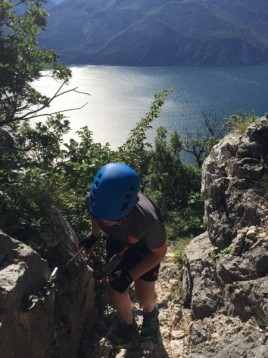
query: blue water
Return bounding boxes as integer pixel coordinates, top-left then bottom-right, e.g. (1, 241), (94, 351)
(34, 64), (268, 149)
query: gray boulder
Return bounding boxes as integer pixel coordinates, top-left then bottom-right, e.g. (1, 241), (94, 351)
(224, 276), (268, 326)
(0, 231), (53, 357)
(0, 206), (97, 358)
(182, 232), (222, 319)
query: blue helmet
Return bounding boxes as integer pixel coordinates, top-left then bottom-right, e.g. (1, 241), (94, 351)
(89, 163), (140, 221)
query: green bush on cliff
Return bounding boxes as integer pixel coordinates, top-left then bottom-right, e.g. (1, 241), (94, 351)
(222, 109), (259, 134)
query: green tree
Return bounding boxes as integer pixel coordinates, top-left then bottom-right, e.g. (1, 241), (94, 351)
(144, 127), (204, 240)
(182, 108), (222, 167)
(0, 0), (95, 245)
(0, 0), (72, 129)
(0, 115), (114, 249)
(144, 127), (186, 212)
(117, 90), (172, 184)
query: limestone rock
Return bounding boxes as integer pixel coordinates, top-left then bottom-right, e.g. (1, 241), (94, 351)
(0, 206), (97, 358)
(182, 118), (268, 357)
(0, 230), (53, 358)
(182, 232), (221, 318)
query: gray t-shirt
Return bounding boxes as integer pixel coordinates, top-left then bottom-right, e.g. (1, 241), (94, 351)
(99, 193), (166, 249)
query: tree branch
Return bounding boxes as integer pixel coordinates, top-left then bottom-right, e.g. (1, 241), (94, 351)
(19, 102), (89, 120)
(0, 85), (90, 126)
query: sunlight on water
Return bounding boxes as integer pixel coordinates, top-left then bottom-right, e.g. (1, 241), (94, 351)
(33, 64), (268, 149)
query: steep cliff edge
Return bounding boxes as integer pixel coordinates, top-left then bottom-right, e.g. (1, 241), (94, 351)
(182, 116), (268, 357)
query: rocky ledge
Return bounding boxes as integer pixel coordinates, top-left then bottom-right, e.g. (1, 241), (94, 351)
(182, 117), (268, 357)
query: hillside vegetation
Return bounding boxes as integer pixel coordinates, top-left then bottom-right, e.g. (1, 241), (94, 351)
(39, 0), (268, 66)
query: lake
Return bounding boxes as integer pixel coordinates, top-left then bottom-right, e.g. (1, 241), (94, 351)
(34, 63), (268, 149)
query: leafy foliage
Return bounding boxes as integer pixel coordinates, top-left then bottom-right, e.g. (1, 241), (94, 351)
(0, 0), (72, 128)
(165, 191), (204, 242)
(117, 89), (172, 183)
(0, 117), (114, 247)
(173, 237), (192, 267)
(182, 108), (223, 168)
(144, 126), (186, 212)
(209, 245), (232, 268)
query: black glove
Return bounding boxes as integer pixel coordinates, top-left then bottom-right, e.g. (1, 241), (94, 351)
(79, 232), (98, 250)
(110, 271), (133, 293)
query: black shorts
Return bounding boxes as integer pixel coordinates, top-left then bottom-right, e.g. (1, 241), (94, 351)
(105, 237), (160, 282)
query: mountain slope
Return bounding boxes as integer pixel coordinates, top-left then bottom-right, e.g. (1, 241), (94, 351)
(39, 0), (268, 65)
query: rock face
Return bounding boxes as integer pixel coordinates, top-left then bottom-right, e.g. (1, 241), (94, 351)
(0, 207), (96, 358)
(182, 117), (268, 356)
(0, 231), (52, 357)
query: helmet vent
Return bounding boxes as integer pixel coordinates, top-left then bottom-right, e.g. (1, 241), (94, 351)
(98, 174), (102, 178)
(89, 193), (96, 206)
(121, 202), (129, 211)
(95, 181), (99, 187)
